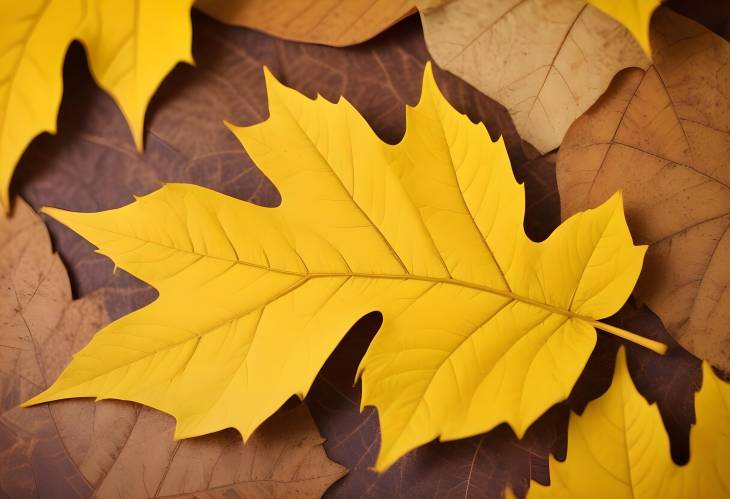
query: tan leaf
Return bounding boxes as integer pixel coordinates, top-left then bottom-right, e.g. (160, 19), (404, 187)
(557, 9), (730, 369)
(418, 0), (649, 152)
(0, 198), (346, 498)
(195, 0), (415, 47)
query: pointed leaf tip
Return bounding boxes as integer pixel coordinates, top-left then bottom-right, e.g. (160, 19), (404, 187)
(419, 60), (440, 101)
(262, 65), (285, 93)
(40, 206), (65, 221)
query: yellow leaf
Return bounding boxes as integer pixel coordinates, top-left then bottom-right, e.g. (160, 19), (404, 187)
(587, 0), (660, 55)
(527, 348), (730, 498)
(195, 0), (415, 47)
(0, 0), (193, 211)
(417, 0), (649, 153)
(676, 362), (730, 497)
(23, 64), (663, 472)
(679, 362), (730, 497)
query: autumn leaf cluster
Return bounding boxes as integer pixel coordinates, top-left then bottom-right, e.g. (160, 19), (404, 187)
(2, 1), (728, 498)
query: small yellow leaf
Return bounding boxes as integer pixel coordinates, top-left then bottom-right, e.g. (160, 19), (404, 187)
(587, 0), (660, 55)
(24, 65), (659, 472)
(527, 348), (730, 498)
(0, 0), (193, 212)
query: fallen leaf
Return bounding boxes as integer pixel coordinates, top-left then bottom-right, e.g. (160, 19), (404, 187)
(0, 198), (346, 498)
(527, 347), (729, 498)
(417, 0), (649, 153)
(0, 0), (194, 211)
(195, 0), (415, 46)
(556, 9), (730, 370)
(23, 62), (662, 474)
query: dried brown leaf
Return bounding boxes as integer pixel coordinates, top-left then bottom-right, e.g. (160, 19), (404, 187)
(195, 0), (415, 47)
(0, 199), (346, 498)
(557, 8), (730, 370)
(418, 0), (648, 153)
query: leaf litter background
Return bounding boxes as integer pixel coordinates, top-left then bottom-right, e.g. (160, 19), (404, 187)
(5, 2), (729, 497)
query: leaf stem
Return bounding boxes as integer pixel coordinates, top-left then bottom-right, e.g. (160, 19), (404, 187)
(588, 320), (667, 355)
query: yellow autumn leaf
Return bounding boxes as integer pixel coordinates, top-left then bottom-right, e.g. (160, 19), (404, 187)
(0, 0), (193, 211)
(23, 64), (664, 472)
(588, 0), (660, 55)
(528, 347), (730, 498)
(676, 362), (730, 497)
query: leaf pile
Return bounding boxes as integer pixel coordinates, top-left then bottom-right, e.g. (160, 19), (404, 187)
(7, 20), (566, 496)
(3, 1), (729, 498)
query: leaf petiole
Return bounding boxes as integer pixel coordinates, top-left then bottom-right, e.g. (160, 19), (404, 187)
(588, 320), (667, 355)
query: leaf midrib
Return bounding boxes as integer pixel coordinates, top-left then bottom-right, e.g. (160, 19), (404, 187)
(86, 224), (593, 323)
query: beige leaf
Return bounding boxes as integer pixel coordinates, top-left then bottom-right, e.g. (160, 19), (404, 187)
(0, 198), (346, 498)
(195, 0), (415, 47)
(418, 0), (648, 152)
(557, 9), (730, 369)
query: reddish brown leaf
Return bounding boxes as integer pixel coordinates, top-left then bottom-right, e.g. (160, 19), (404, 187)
(557, 8), (730, 370)
(195, 0), (415, 47)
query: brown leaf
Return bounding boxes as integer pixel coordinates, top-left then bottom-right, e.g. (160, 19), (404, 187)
(0, 199), (346, 498)
(417, 0), (649, 153)
(0, 198), (89, 498)
(556, 8), (730, 370)
(194, 0), (415, 47)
